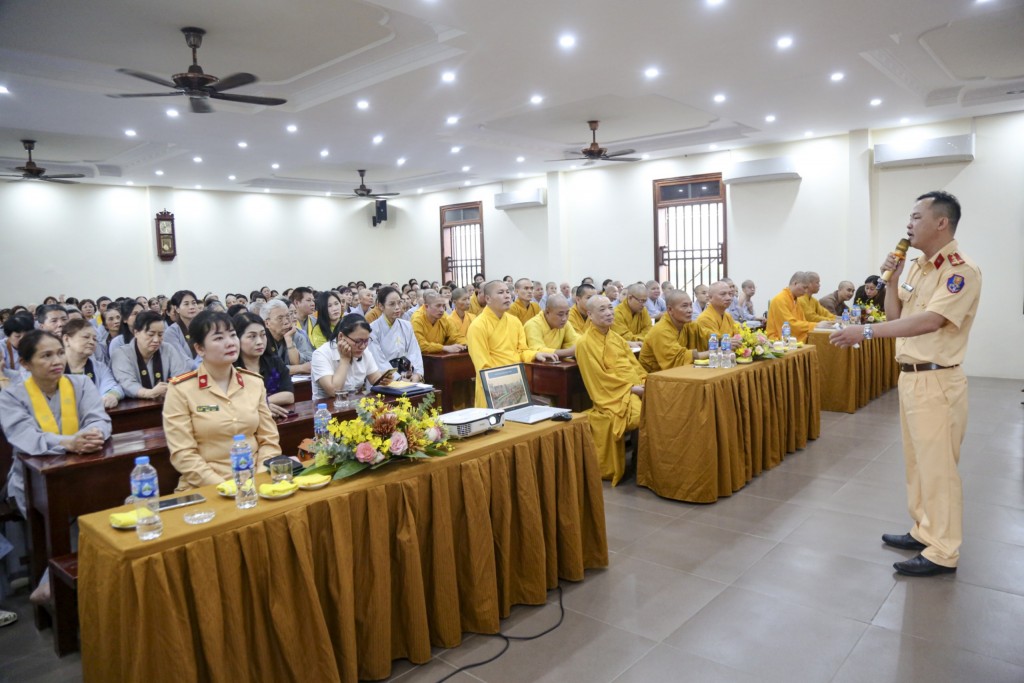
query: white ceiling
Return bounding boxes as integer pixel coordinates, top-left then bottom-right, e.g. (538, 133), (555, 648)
(1, 0), (1022, 195)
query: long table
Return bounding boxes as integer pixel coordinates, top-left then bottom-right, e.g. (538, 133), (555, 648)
(19, 392), (436, 653)
(77, 415), (608, 682)
(807, 330), (898, 413)
(638, 346), (821, 503)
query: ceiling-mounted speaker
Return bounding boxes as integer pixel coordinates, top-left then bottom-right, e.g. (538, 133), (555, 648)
(371, 199), (388, 227)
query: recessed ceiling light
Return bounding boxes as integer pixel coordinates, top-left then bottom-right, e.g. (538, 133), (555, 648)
(641, 154), (650, 160)
(155, 170), (164, 176)
(446, 115), (459, 125)
(397, 157), (406, 166)
(869, 98), (882, 106)
(570, 165), (577, 170)
(124, 129), (137, 137)
(228, 175), (236, 180)
(194, 185), (202, 189)
(517, 173), (525, 178)
(713, 93), (726, 103)
(530, 94), (544, 105)
(372, 134), (384, 144)
(126, 181), (134, 186)
(805, 130), (814, 137)
(237, 141), (248, 148)
(193, 156), (202, 163)
(706, 0), (724, 6)
(709, 144), (718, 150)
(441, 71), (456, 83)
(417, 188), (424, 194)
(356, 99), (369, 110)
(558, 33), (576, 49)
(166, 108), (179, 118)
(462, 165), (471, 172)
(325, 192), (332, 197)
(271, 163), (280, 169)
(516, 156), (525, 162)
(765, 114), (776, 122)
(320, 149), (329, 158)
(286, 124), (298, 133)
(464, 180), (472, 186)
(644, 67), (660, 79)
(776, 36), (793, 49)
(263, 188), (270, 193)
(450, 146), (461, 154)
(0, 86), (9, 94)
(830, 71), (844, 82)
(900, 117), (910, 124)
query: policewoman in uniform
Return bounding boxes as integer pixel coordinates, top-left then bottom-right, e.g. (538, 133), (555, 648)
(831, 191), (980, 576)
(163, 310), (282, 491)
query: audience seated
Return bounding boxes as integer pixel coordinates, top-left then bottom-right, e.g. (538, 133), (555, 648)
(261, 299), (311, 374)
(309, 290), (345, 349)
(310, 313), (391, 403)
(62, 318), (122, 409)
(797, 272), (837, 323)
(819, 280), (856, 316)
(568, 283), (595, 333)
(106, 299), (145, 361)
(233, 312), (294, 418)
(575, 296), (647, 486)
(524, 294), (578, 358)
(412, 290), (465, 354)
(644, 280), (666, 322)
(111, 311), (191, 400)
(691, 284), (710, 321)
(508, 278), (541, 324)
(163, 290), (201, 365)
(611, 283), (653, 345)
(767, 272), (834, 342)
(368, 286), (424, 382)
(696, 281), (738, 337)
(854, 275), (886, 311)
(640, 289), (708, 372)
(2, 313), (34, 383)
(730, 279), (764, 324)
(447, 287), (476, 342)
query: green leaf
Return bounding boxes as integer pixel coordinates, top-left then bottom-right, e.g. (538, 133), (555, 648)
(299, 464), (337, 477)
(333, 461), (371, 479)
(403, 451), (433, 459)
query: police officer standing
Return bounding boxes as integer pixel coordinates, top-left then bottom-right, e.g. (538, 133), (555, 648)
(831, 191), (981, 576)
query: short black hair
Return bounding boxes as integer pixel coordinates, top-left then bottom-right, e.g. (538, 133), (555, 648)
(35, 304), (66, 325)
(337, 313), (372, 339)
(289, 286), (314, 304)
(376, 286), (400, 307)
(17, 330), (63, 362)
(188, 310), (234, 349)
(3, 311), (35, 336)
(170, 290), (198, 308)
(62, 318), (92, 338)
(232, 311), (266, 339)
(133, 310), (164, 332)
(227, 303), (248, 318)
(917, 190), (961, 233)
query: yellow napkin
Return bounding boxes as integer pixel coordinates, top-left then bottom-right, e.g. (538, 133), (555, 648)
(109, 510), (139, 527)
(259, 481), (299, 497)
(693, 359), (709, 366)
(216, 480), (237, 496)
(293, 473), (331, 487)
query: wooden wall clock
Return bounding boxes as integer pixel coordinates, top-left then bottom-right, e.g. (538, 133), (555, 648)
(155, 210), (176, 261)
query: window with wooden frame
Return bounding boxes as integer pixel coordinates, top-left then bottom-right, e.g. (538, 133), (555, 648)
(440, 201), (485, 287)
(653, 173), (727, 293)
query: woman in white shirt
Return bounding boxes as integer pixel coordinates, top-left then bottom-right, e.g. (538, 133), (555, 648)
(310, 314), (390, 402)
(368, 287), (424, 381)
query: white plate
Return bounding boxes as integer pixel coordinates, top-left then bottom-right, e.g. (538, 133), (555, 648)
(298, 480), (330, 491)
(217, 488), (236, 499)
(110, 521), (136, 530)
(259, 488), (298, 500)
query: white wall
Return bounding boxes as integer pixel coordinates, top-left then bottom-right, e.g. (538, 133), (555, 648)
(2, 111), (1021, 378)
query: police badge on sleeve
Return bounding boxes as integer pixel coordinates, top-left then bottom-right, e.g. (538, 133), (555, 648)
(946, 274), (965, 293)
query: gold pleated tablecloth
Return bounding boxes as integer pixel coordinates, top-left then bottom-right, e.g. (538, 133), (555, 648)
(637, 346), (821, 503)
(807, 330), (899, 413)
(77, 415), (607, 683)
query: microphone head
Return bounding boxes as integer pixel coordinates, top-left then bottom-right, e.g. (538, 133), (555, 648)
(895, 238), (911, 254)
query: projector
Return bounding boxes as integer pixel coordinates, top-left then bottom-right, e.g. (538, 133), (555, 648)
(440, 408), (505, 439)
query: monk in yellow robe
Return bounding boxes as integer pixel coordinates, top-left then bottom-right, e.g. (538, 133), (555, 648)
(364, 302), (383, 324)
(639, 290), (709, 372)
(568, 283), (595, 334)
(447, 287), (476, 343)
(798, 271), (837, 323)
(696, 281), (738, 338)
(611, 283), (653, 343)
(524, 294), (578, 358)
(767, 272), (834, 342)
(576, 295), (647, 485)
(412, 290), (466, 353)
(507, 278), (541, 324)
(467, 281), (557, 407)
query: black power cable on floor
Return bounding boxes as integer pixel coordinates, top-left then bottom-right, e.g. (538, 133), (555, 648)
(433, 585), (566, 683)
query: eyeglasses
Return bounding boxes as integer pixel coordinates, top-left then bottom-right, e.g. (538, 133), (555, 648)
(345, 335), (370, 348)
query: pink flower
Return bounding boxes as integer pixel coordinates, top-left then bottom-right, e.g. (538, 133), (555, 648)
(425, 426), (444, 443)
(388, 431), (408, 455)
(355, 442), (378, 463)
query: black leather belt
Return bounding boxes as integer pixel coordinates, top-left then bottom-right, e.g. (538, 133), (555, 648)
(899, 363), (958, 372)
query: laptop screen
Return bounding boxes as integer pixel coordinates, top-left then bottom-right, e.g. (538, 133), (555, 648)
(478, 363), (533, 411)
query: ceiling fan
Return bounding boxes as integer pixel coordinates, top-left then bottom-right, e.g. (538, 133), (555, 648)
(550, 120), (641, 164)
(341, 170), (400, 198)
(107, 27), (287, 113)
(1, 140), (85, 184)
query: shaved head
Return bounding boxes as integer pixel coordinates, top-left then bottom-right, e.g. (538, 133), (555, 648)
(626, 283), (648, 298)
(586, 295), (610, 315)
(483, 280), (504, 297)
(545, 294), (569, 311)
(665, 289), (691, 307)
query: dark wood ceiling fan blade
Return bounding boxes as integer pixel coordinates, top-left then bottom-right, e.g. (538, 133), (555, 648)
(370, 192), (400, 197)
(43, 173), (86, 179)
(116, 68), (178, 89)
(41, 177), (78, 184)
(603, 156), (641, 162)
(190, 97), (214, 113)
(108, 92), (185, 98)
(604, 149), (637, 157)
(209, 72), (257, 92)
(210, 92), (287, 106)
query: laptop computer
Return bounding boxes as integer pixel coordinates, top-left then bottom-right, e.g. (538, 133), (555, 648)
(478, 363), (569, 424)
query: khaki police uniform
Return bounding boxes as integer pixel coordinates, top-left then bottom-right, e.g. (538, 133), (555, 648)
(163, 363), (282, 491)
(895, 238), (981, 567)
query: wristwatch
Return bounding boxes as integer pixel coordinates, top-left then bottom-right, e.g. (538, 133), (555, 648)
(862, 324), (873, 340)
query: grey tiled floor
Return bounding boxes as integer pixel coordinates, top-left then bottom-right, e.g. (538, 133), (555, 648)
(1, 377), (1021, 683)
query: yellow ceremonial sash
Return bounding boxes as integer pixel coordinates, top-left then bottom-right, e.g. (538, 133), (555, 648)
(25, 376), (79, 435)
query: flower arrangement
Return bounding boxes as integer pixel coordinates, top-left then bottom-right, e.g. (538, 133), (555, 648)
(855, 299), (887, 323)
(302, 393), (453, 480)
(732, 323), (781, 361)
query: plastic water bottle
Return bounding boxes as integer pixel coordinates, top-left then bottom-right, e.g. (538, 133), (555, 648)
(130, 456), (163, 541)
(231, 435), (258, 510)
(314, 403), (331, 441)
(721, 335), (735, 368)
(851, 304), (861, 325)
(708, 334), (719, 368)
(781, 322), (791, 346)
(841, 309), (850, 328)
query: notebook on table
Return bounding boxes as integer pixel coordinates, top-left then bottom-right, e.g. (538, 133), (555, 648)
(478, 363), (568, 424)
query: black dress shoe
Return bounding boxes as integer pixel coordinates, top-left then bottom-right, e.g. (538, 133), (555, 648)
(882, 533), (927, 551)
(894, 554), (957, 577)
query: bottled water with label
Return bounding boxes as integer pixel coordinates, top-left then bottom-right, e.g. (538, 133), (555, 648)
(851, 304), (861, 325)
(841, 309), (850, 328)
(231, 435), (258, 510)
(708, 334), (719, 368)
(130, 456), (163, 541)
(721, 335), (735, 368)
(314, 403), (331, 441)
(781, 322), (791, 345)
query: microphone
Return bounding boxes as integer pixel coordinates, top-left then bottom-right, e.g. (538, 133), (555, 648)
(880, 238), (911, 283)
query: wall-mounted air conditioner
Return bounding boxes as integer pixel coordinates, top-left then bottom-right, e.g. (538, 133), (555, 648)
(723, 157), (801, 184)
(494, 188), (547, 210)
(873, 134), (975, 168)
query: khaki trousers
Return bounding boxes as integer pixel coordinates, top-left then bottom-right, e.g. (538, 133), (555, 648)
(898, 366), (968, 567)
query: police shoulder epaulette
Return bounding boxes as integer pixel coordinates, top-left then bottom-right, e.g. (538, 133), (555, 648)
(169, 370), (199, 385)
(236, 367), (264, 378)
